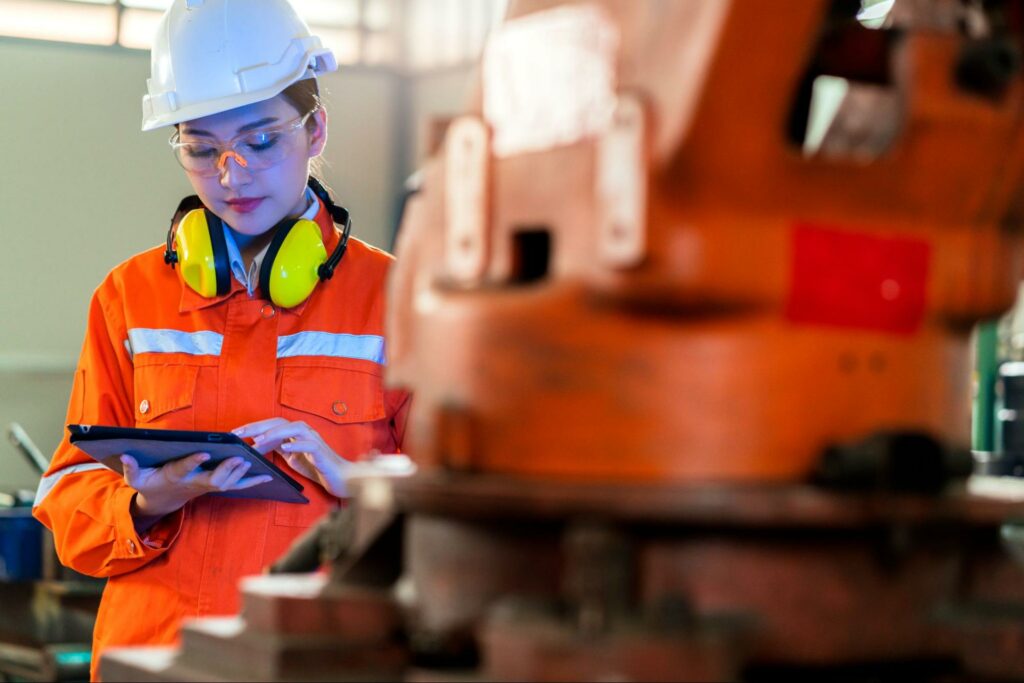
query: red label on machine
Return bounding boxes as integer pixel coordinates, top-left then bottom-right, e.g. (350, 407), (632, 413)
(785, 224), (931, 334)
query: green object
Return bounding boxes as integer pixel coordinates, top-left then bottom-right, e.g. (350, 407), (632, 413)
(973, 320), (999, 452)
(53, 650), (91, 667)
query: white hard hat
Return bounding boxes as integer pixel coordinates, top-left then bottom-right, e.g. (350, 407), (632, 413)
(142, 0), (338, 131)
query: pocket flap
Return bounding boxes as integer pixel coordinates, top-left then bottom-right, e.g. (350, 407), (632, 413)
(133, 365), (199, 423)
(280, 366), (385, 424)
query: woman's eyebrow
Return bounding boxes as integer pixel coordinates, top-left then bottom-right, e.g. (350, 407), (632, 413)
(181, 117), (280, 138)
(237, 117), (279, 133)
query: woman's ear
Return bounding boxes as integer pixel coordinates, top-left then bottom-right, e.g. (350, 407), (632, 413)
(308, 108), (328, 158)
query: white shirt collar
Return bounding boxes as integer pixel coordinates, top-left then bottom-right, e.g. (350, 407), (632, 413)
(223, 187), (319, 296)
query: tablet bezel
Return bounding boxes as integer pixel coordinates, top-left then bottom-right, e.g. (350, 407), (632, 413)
(68, 424), (308, 504)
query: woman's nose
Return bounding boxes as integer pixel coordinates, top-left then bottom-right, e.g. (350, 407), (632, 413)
(218, 151), (252, 187)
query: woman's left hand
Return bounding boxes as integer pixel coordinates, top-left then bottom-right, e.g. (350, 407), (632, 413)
(233, 418), (352, 498)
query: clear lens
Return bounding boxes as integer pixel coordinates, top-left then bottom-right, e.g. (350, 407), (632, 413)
(170, 110), (315, 177)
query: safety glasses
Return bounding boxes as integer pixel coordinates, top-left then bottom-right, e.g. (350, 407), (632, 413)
(169, 109), (318, 177)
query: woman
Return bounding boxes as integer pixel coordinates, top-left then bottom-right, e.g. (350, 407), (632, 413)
(31, 0), (409, 677)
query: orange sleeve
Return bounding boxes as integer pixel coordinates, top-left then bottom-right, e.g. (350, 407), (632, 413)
(32, 278), (183, 578)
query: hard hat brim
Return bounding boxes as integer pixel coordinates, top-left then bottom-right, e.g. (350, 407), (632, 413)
(142, 53), (336, 132)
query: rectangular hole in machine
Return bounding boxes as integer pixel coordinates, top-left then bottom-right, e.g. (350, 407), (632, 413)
(510, 228), (552, 285)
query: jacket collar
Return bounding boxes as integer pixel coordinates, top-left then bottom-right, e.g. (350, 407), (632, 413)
(178, 197), (341, 315)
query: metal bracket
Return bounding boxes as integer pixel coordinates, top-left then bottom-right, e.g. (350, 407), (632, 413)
(597, 94), (648, 269)
(444, 116), (491, 285)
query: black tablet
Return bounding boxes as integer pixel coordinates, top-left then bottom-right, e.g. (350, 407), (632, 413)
(68, 425), (308, 504)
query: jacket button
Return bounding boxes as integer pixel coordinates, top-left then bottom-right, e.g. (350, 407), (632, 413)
(332, 401), (348, 416)
(127, 539), (137, 553)
(139, 399), (150, 415)
(261, 304), (276, 319)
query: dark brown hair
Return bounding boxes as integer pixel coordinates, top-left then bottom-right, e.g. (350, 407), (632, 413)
(280, 77), (328, 183)
(280, 77), (323, 123)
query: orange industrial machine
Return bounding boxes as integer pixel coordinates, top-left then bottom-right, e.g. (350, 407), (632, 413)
(102, 1), (1024, 681)
(391, 0), (1024, 483)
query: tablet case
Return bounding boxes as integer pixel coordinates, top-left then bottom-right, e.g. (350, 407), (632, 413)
(68, 425), (308, 504)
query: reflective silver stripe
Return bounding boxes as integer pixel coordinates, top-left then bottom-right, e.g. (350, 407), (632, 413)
(33, 463), (109, 507)
(126, 329), (383, 362)
(277, 332), (386, 365)
(127, 329), (223, 357)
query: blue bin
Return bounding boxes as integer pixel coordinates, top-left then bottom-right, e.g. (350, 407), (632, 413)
(0, 507), (43, 581)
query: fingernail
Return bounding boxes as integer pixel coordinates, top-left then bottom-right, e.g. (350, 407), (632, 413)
(252, 435), (263, 443)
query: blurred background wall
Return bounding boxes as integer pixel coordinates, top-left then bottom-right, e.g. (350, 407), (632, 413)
(0, 0), (501, 490)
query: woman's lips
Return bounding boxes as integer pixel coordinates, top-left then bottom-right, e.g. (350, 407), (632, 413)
(226, 198), (264, 214)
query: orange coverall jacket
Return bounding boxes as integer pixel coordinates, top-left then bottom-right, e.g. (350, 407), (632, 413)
(32, 199), (409, 679)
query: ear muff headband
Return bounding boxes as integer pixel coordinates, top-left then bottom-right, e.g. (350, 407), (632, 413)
(164, 194), (204, 266)
(174, 208), (231, 298)
(206, 212), (231, 296)
(308, 176), (351, 281)
(259, 218), (328, 309)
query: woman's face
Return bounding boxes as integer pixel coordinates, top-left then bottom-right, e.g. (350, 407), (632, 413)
(178, 94), (327, 237)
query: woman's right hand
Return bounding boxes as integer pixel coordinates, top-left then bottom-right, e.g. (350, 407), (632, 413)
(122, 452), (272, 520)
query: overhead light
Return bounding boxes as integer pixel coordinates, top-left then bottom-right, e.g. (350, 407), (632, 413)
(119, 7), (163, 49)
(0, 0), (117, 45)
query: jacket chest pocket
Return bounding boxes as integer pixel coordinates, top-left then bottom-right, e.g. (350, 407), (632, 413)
(133, 364), (199, 429)
(274, 365), (386, 528)
(279, 365), (386, 433)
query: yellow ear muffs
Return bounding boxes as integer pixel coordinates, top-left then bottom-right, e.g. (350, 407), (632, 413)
(173, 209), (231, 298)
(163, 181), (351, 305)
(259, 218), (328, 308)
